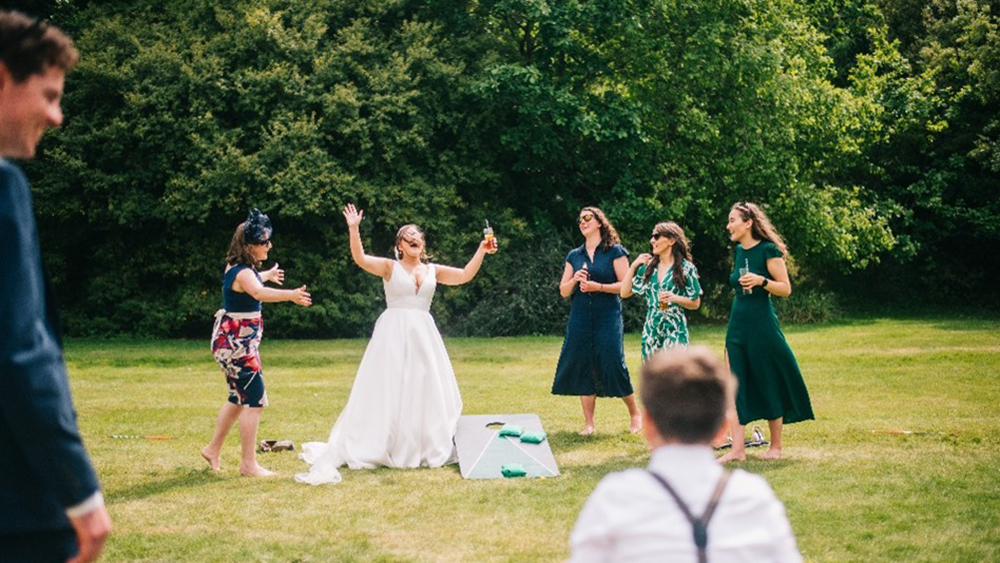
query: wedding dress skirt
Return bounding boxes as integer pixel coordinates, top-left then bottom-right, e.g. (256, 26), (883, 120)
(296, 263), (462, 485)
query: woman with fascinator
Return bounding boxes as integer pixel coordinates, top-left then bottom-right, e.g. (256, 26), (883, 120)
(296, 203), (494, 484)
(202, 209), (312, 477)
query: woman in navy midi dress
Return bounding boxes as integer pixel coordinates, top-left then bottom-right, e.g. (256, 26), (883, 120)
(552, 207), (641, 435)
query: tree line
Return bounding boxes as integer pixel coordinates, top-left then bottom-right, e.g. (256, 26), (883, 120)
(7, 0), (998, 337)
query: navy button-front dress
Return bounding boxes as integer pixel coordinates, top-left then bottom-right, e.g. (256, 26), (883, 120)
(552, 243), (633, 397)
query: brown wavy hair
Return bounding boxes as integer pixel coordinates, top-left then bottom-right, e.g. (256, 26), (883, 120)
(394, 224), (430, 263)
(643, 221), (694, 291)
(730, 202), (789, 257)
(580, 206), (621, 250)
(226, 223), (261, 269)
(0, 11), (78, 82)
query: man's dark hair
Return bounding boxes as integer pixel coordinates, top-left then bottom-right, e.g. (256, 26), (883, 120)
(641, 347), (732, 443)
(0, 10), (78, 82)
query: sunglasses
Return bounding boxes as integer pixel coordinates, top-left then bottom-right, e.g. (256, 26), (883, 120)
(255, 238), (272, 246)
(651, 233), (669, 240)
(578, 214), (595, 224)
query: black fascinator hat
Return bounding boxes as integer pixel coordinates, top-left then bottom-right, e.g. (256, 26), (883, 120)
(243, 208), (272, 244)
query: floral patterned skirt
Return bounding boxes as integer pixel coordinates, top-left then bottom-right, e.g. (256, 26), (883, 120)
(211, 310), (267, 407)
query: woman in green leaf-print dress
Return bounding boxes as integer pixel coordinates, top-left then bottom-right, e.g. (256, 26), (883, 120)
(621, 222), (702, 362)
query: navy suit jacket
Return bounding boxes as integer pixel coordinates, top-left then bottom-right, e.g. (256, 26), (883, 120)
(0, 159), (100, 533)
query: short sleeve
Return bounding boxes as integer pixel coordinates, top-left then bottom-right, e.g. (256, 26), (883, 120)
(632, 264), (648, 293)
(683, 261), (703, 299)
(565, 247), (579, 264)
(609, 244), (629, 260)
(763, 241), (783, 259)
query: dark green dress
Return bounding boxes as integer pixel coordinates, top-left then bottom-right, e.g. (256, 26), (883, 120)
(725, 241), (814, 425)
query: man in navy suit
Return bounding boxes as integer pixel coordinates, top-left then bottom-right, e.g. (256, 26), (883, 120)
(1, 11), (111, 562)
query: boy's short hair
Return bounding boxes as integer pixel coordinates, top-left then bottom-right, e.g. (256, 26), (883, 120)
(640, 347), (733, 443)
(0, 11), (78, 82)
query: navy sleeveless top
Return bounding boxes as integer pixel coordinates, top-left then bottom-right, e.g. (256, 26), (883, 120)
(222, 265), (262, 313)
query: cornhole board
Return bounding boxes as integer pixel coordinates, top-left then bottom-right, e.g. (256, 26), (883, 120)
(456, 413), (559, 479)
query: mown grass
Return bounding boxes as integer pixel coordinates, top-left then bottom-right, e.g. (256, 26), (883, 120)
(66, 317), (1000, 562)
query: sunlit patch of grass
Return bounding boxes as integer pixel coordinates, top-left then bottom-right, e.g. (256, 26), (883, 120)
(68, 318), (999, 562)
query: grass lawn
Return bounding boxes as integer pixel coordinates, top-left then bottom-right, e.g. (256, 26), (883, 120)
(66, 317), (999, 562)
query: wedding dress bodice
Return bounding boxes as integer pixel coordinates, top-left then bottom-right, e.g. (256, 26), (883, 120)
(384, 262), (436, 312)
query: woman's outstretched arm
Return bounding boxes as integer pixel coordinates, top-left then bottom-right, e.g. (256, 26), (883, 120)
(436, 240), (489, 286)
(234, 269), (311, 306)
(344, 203), (393, 280)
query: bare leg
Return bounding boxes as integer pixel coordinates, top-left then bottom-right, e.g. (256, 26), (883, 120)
(717, 349), (746, 463)
(717, 416), (746, 463)
(761, 418), (783, 460)
(579, 395), (596, 436)
(238, 407), (275, 477)
(202, 402), (241, 471)
(622, 394), (642, 433)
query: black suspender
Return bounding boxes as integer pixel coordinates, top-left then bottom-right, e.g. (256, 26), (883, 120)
(648, 470), (731, 563)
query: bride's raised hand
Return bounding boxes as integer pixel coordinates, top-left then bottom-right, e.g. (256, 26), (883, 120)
(343, 203), (364, 228)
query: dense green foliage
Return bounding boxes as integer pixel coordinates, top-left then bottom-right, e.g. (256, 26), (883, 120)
(6, 0), (998, 336)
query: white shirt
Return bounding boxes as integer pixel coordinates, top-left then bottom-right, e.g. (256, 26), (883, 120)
(570, 444), (802, 563)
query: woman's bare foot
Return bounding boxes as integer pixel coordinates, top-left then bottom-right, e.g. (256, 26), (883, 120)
(239, 463), (276, 477)
(201, 446), (221, 471)
(760, 448), (782, 461)
(578, 425), (595, 436)
(629, 415), (642, 434)
(716, 451), (746, 463)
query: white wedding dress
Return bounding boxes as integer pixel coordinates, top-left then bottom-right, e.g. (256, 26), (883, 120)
(295, 262), (463, 485)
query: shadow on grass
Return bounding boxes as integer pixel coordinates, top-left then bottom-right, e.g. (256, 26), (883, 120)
(106, 468), (228, 505)
(720, 456), (803, 474)
(549, 430), (644, 452)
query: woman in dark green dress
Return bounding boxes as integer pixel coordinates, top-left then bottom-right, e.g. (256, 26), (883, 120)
(552, 207), (640, 436)
(719, 202), (814, 462)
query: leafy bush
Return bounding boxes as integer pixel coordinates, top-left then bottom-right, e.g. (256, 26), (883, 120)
(772, 287), (843, 324)
(26, 0), (990, 336)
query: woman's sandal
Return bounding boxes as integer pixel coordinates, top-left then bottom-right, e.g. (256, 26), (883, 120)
(258, 439), (295, 452)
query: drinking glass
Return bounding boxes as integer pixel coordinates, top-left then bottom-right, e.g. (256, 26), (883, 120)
(739, 266), (752, 295)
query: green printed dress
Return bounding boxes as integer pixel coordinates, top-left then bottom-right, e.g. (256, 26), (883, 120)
(725, 241), (814, 425)
(631, 260), (702, 362)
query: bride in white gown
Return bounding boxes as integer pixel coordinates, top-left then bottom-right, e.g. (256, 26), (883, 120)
(296, 203), (493, 484)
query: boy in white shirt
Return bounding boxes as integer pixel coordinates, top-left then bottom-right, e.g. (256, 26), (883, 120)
(569, 347), (802, 563)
